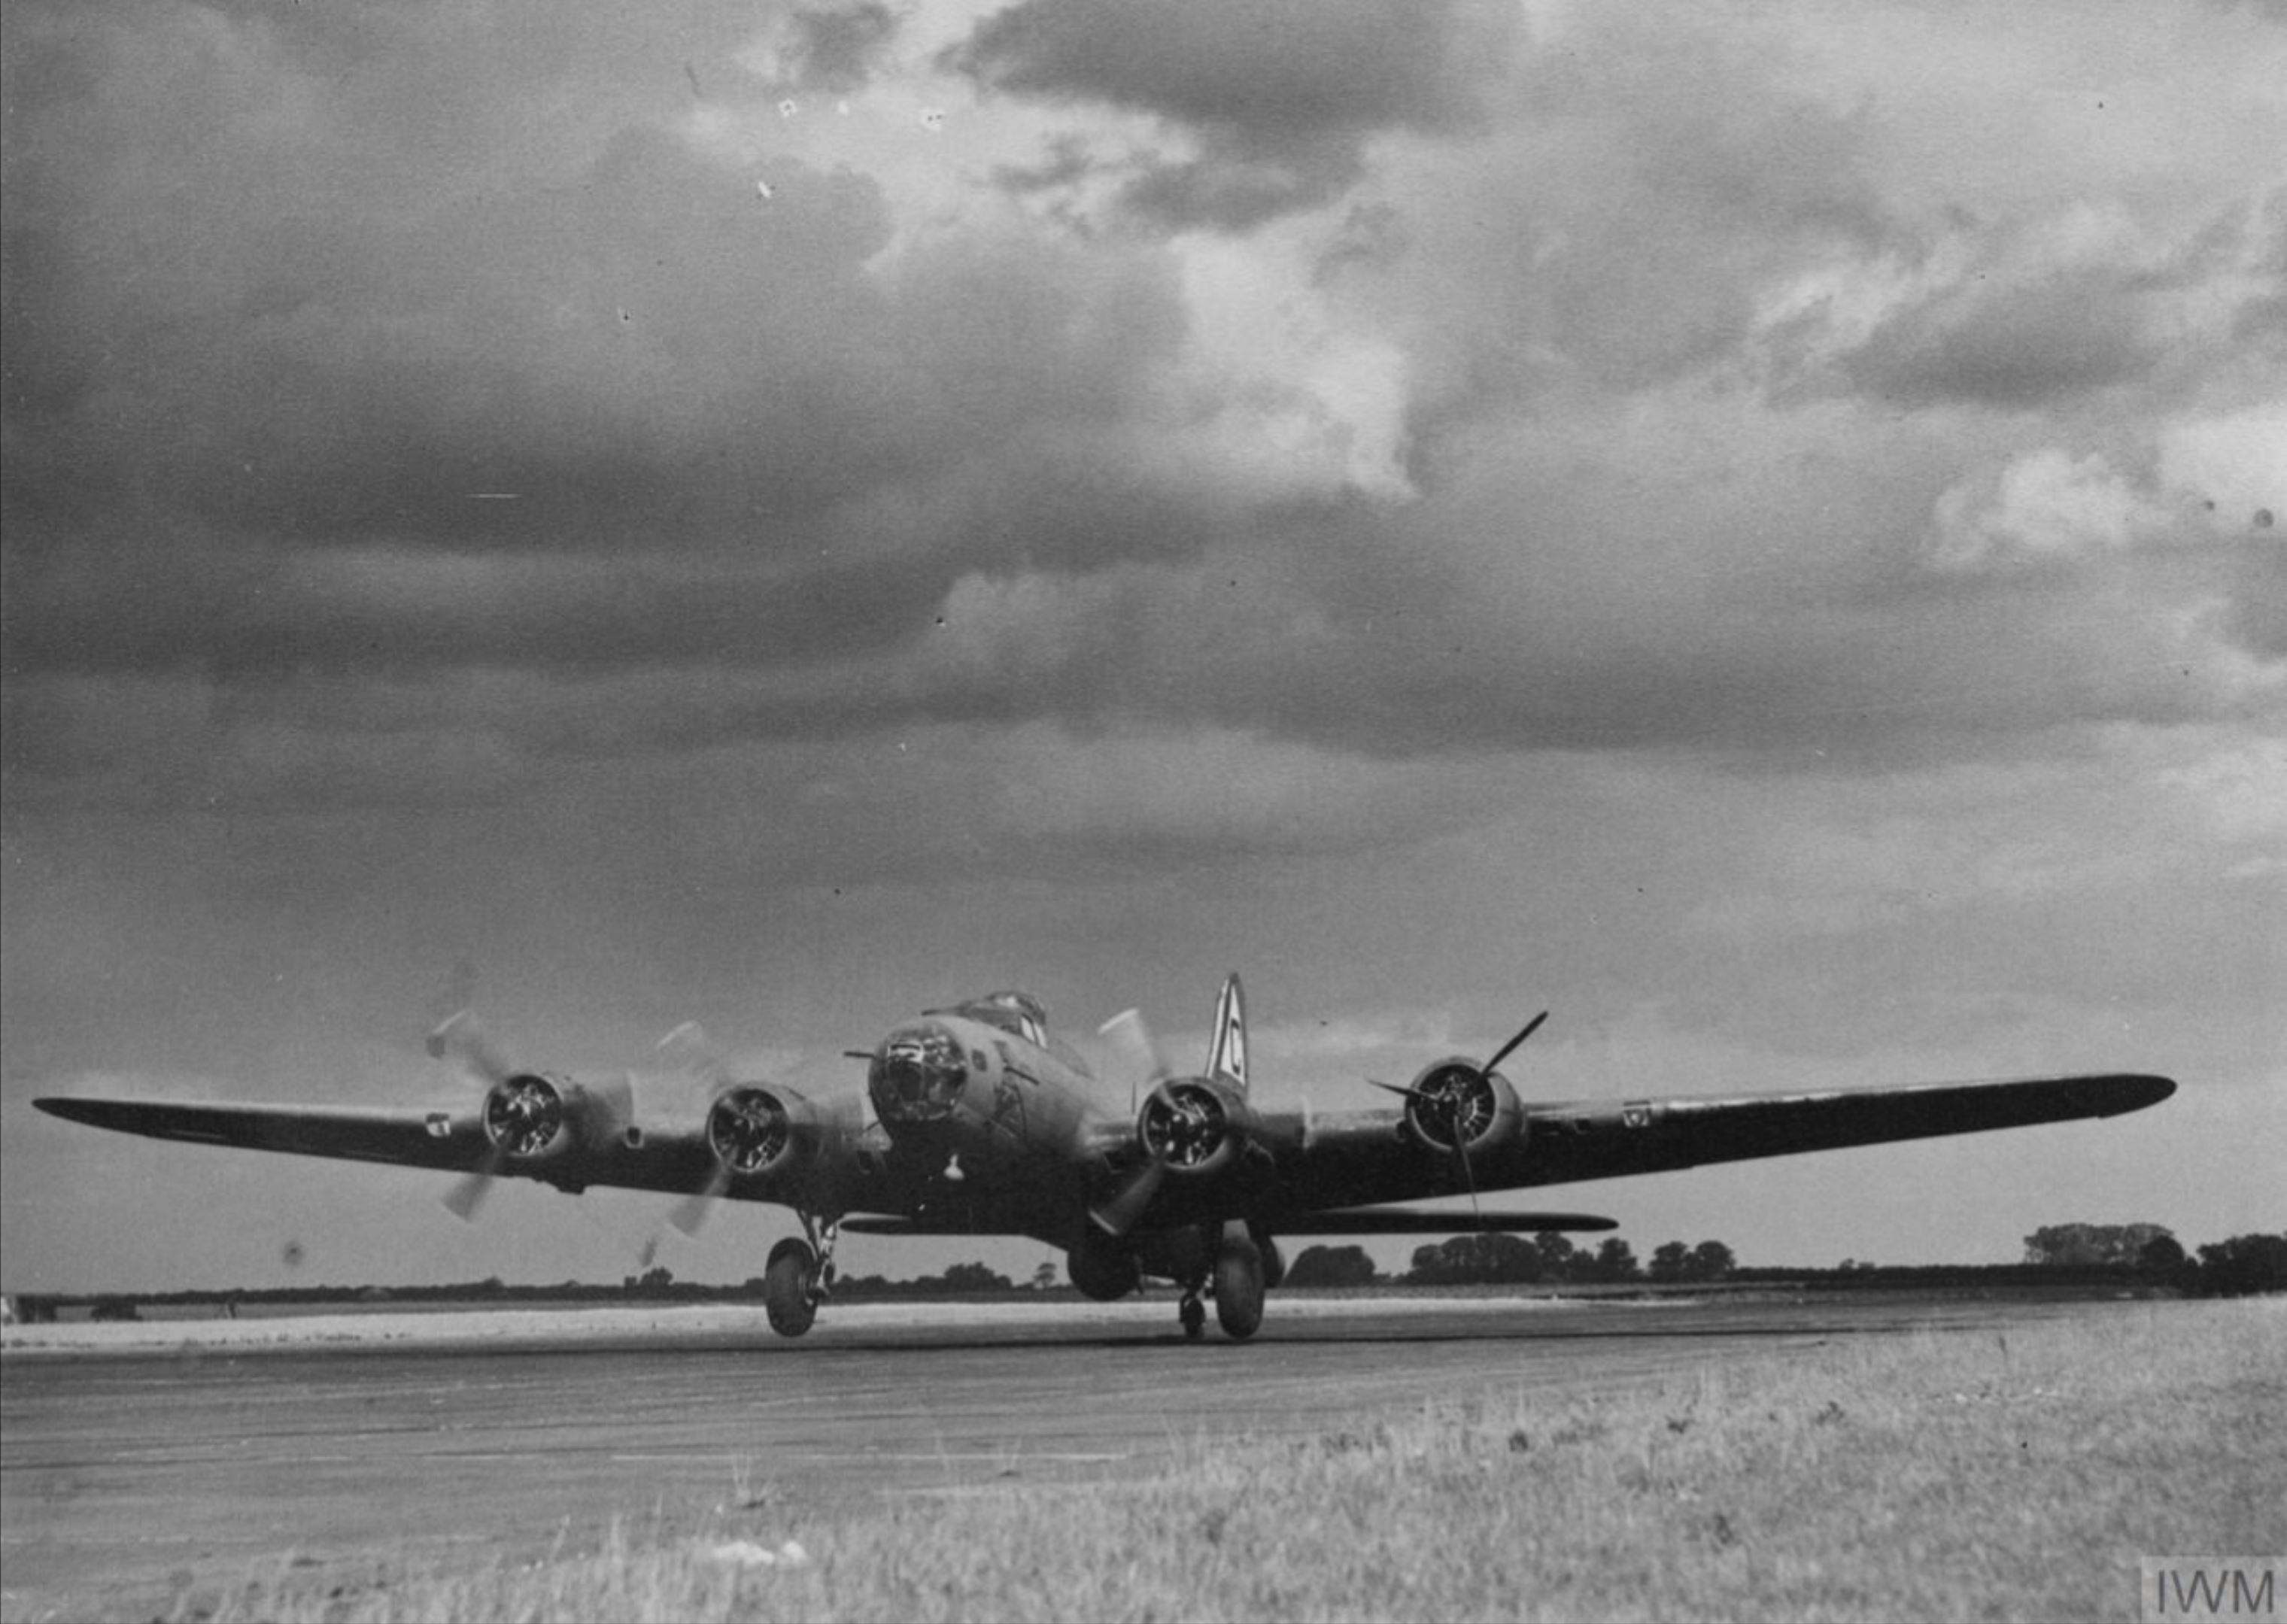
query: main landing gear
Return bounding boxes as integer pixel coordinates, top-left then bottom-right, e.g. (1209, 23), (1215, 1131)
(1176, 1228), (1265, 1341)
(763, 1213), (841, 1338)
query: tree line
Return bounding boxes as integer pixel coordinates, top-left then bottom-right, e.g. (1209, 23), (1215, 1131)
(1279, 1224), (2285, 1294)
(2019, 1224), (2284, 1296)
(9, 1224), (2276, 1321)
(1287, 1232), (1736, 1289)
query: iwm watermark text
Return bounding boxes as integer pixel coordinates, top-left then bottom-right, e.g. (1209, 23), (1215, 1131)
(2143, 1559), (2283, 1622)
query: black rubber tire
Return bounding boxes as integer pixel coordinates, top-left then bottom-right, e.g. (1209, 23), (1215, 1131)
(1213, 1237), (1265, 1340)
(764, 1238), (818, 1338)
(1180, 1296), (1206, 1340)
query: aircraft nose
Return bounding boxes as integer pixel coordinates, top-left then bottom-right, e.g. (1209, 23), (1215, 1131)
(869, 1024), (968, 1122)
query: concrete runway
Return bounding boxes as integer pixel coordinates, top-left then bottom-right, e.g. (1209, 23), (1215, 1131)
(0, 1293), (2129, 1621)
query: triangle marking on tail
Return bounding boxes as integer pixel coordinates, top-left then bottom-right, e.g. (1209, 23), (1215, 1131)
(1207, 973), (1247, 1094)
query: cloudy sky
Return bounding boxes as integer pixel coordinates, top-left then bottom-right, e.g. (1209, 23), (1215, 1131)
(4, 0), (2280, 1295)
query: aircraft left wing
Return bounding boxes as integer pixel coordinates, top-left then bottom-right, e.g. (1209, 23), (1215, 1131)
(35, 1097), (483, 1171)
(31, 1095), (715, 1199)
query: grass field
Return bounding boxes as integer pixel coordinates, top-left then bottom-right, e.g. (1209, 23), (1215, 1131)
(167, 1298), (2282, 1623)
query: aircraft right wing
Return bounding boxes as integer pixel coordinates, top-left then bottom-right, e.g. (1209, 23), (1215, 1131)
(1514, 1072), (2177, 1185)
(1260, 1070), (2175, 1213)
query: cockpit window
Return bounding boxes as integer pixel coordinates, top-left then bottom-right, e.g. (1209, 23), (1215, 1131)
(928, 991), (1049, 1048)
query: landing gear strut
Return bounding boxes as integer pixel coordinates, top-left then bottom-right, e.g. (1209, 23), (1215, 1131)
(762, 1213), (841, 1338)
(1171, 1225), (1266, 1342)
(1213, 1235), (1265, 1340)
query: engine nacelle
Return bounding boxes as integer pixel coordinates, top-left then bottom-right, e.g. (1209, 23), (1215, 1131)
(1137, 1076), (1261, 1177)
(1066, 1231), (1144, 1301)
(703, 1084), (815, 1182)
(1401, 1058), (1525, 1159)
(480, 1073), (637, 1167)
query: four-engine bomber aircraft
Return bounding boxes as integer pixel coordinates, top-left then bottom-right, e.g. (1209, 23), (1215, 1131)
(35, 976), (2174, 1340)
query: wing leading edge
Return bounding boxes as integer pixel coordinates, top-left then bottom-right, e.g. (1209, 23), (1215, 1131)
(1267, 1070), (2175, 1215)
(1517, 1071), (2176, 1185)
(30, 1094), (720, 1200)
(33, 1097), (482, 1170)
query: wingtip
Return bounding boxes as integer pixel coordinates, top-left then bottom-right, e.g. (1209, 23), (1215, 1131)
(2125, 1073), (2176, 1110)
(2084, 1073), (2176, 1115)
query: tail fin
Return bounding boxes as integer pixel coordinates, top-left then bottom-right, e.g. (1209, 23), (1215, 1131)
(1206, 973), (1248, 1094)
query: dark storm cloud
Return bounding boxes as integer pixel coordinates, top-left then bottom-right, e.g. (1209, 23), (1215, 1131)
(1352, 8), (1900, 418)
(2, 107), (894, 548)
(2226, 191), (2287, 348)
(1833, 187), (2286, 411)
(1840, 272), (2156, 408)
(1, 528), (949, 681)
(949, 0), (1514, 229)
(767, 3), (902, 95)
(2, 4), (1193, 712)
(952, 0), (1503, 134)
(5, 0), (2281, 823)
(2220, 545), (2287, 660)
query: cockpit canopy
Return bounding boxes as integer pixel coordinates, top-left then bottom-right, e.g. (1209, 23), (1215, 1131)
(927, 990), (1049, 1049)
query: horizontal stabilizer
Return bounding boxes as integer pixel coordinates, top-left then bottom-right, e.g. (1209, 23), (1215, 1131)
(1274, 1207), (1618, 1235)
(837, 1213), (933, 1235)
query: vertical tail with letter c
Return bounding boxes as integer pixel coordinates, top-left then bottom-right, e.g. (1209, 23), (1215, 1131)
(1207, 973), (1247, 1095)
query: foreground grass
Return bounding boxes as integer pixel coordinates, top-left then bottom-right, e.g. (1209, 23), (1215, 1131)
(182, 1299), (2281, 1623)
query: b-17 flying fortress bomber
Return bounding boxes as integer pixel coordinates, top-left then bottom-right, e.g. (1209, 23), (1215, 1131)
(35, 975), (2174, 1341)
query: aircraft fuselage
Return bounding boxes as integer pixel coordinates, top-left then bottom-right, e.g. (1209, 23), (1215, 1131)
(861, 994), (1113, 1243)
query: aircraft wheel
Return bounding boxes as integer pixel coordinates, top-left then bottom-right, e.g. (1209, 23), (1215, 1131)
(1180, 1295), (1206, 1340)
(764, 1238), (819, 1338)
(1213, 1237), (1265, 1340)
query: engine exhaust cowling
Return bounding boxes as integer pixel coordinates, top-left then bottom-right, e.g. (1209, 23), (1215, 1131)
(1137, 1076), (1260, 1178)
(1400, 1058), (1524, 1159)
(480, 1073), (636, 1167)
(703, 1085), (815, 1182)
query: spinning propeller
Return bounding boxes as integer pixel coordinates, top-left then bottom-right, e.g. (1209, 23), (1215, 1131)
(1096, 1008), (1173, 1113)
(671, 1088), (792, 1237)
(1369, 1010), (1548, 1223)
(427, 1009), (543, 1222)
(659, 1022), (735, 1237)
(1090, 1007), (1179, 1237)
(658, 1023), (801, 1238)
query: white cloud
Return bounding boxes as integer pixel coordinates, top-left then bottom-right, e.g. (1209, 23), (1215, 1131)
(1172, 236), (1418, 500)
(2158, 399), (2287, 533)
(1930, 448), (2170, 571)
(2158, 736), (2287, 843)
